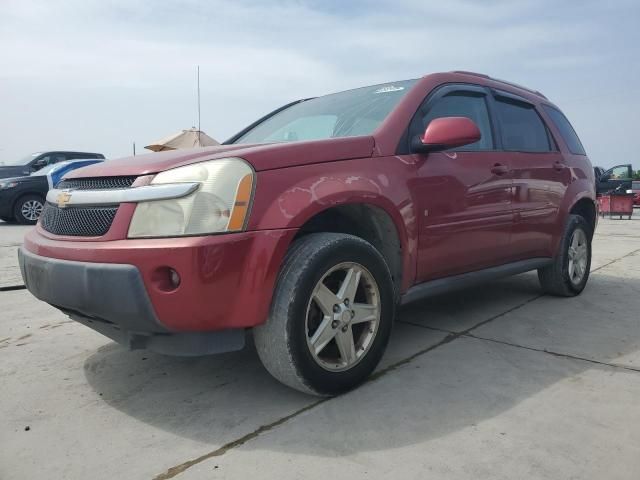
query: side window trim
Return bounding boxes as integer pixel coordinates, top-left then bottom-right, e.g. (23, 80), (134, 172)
(541, 103), (586, 155)
(490, 89), (557, 153)
(402, 83), (496, 154)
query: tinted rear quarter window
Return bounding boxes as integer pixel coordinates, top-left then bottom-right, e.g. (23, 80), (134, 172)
(542, 105), (586, 155)
(495, 98), (551, 152)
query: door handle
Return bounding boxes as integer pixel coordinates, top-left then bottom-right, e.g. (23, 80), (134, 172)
(554, 161), (567, 171)
(491, 163), (509, 175)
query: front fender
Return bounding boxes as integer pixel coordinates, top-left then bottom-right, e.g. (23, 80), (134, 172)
(247, 158), (420, 290)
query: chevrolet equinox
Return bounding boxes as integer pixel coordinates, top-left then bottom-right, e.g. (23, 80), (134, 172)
(19, 71), (597, 395)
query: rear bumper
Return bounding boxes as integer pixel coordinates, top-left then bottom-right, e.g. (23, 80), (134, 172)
(21, 227), (297, 334)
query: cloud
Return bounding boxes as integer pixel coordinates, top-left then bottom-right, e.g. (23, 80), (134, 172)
(0, 0), (637, 164)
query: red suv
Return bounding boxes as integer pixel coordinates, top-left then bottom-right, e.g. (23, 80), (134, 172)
(19, 72), (596, 395)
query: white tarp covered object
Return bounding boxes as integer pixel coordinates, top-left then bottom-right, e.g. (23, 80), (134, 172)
(144, 127), (219, 152)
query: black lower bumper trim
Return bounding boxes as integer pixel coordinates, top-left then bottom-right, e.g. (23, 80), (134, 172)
(19, 247), (166, 333)
(65, 309), (245, 356)
(19, 247), (246, 356)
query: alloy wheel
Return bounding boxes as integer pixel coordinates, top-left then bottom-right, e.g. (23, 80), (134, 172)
(21, 200), (43, 221)
(305, 262), (381, 372)
(568, 229), (588, 285)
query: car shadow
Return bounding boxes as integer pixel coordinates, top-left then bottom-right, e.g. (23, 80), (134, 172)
(83, 268), (640, 456)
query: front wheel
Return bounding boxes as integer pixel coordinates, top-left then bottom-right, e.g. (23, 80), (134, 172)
(14, 195), (44, 225)
(538, 214), (592, 296)
(254, 233), (395, 396)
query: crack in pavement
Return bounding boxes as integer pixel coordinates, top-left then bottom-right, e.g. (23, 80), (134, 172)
(400, 323), (640, 375)
(0, 284), (26, 292)
(466, 333), (640, 374)
(152, 399), (327, 480)
(152, 294), (544, 479)
(154, 247), (640, 479)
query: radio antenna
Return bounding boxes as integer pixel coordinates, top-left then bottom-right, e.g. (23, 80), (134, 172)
(197, 65), (201, 146)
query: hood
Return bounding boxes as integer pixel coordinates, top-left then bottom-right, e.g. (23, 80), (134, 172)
(64, 136), (375, 179)
(0, 166), (31, 179)
(0, 174), (42, 185)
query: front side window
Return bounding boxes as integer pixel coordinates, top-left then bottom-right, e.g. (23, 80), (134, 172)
(233, 79), (417, 144)
(542, 105), (586, 155)
(495, 98), (551, 152)
(419, 93), (494, 151)
(609, 165), (631, 180)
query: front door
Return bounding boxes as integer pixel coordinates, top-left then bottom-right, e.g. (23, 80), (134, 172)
(404, 85), (513, 282)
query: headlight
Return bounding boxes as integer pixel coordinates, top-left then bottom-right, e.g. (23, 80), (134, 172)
(0, 181), (18, 190)
(128, 158), (254, 238)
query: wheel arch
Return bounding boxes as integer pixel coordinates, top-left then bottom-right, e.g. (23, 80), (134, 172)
(293, 202), (407, 298)
(12, 191), (45, 216)
(568, 196), (597, 237)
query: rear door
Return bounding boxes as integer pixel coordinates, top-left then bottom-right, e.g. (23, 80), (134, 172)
(491, 91), (568, 259)
(406, 84), (514, 282)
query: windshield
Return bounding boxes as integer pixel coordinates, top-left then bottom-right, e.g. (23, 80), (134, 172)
(233, 79), (417, 144)
(0, 152), (42, 167)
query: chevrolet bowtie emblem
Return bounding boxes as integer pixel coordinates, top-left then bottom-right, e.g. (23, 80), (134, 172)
(56, 191), (72, 208)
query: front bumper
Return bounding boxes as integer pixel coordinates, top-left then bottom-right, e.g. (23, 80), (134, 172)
(19, 247), (246, 355)
(20, 227), (297, 352)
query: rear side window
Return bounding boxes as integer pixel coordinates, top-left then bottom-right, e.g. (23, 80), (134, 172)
(495, 98), (551, 152)
(419, 93), (494, 151)
(542, 105), (586, 155)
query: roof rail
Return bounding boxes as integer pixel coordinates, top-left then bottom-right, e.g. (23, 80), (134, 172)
(450, 71), (547, 99)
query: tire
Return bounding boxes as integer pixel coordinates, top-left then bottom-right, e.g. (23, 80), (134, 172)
(538, 214), (592, 296)
(254, 233), (395, 396)
(13, 195), (44, 225)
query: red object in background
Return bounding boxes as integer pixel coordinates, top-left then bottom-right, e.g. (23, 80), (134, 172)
(598, 194), (634, 219)
(632, 181), (640, 206)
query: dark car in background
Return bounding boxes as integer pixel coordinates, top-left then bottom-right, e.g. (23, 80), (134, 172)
(0, 151), (105, 179)
(0, 159), (104, 224)
(594, 163), (633, 194)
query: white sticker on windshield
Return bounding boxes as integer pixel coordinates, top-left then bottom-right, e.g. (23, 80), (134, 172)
(374, 85), (405, 94)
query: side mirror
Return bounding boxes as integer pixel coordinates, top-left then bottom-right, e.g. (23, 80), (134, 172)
(32, 158), (48, 170)
(411, 116), (481, 154)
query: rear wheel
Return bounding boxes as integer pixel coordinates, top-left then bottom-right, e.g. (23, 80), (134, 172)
(254, 233), (395, 396)
(538, 214), (592, 296)
(14, 195), (44, 225)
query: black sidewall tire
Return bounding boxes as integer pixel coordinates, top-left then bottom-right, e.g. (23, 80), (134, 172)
(286, 237), (394, 395)
(561, 216), (592, 294)
(539, 214), (592, 296)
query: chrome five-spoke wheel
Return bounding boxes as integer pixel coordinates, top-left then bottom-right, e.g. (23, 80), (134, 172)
(567, 229), (588, 285)
(306, 262), (380, 371)
(254, 232), (394, 396)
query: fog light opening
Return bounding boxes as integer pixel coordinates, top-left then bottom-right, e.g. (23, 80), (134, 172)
(151, 266), (181, 292)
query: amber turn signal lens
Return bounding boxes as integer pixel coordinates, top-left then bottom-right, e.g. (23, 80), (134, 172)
(228, 173), (253, 231)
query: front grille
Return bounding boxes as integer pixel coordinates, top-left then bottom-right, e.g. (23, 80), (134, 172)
(57, 176), (137, 190)
(40, 203), (118, 237)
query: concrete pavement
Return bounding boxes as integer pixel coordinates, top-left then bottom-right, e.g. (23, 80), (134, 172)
(1, 217), (639, 479)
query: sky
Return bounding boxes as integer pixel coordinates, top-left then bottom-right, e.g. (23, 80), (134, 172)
(0, 0), (638, 167)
